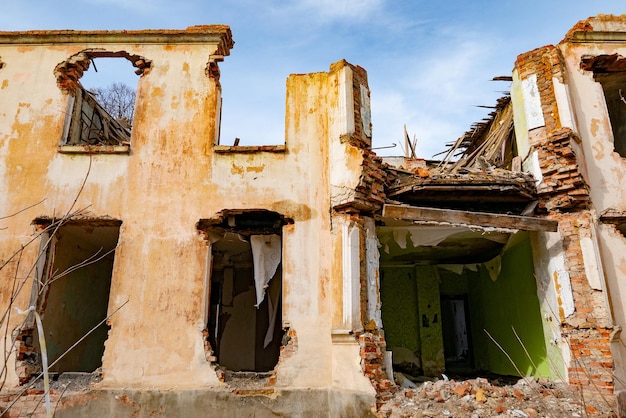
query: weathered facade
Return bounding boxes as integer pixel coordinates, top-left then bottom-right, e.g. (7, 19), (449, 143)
(0, 28), (381, 416)
(1, 15), (626, 417)
(512, 14), (626, 410)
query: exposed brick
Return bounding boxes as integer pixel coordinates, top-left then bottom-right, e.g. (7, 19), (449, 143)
(514, 45), (614, 397)
(359, 331), (395, 410)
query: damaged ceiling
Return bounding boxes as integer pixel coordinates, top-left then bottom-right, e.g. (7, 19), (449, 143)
(386, 169), (537, 214)
(383, 95), (537, 214)
(377, 224), (511, 265)
(377, 93), (557, 265)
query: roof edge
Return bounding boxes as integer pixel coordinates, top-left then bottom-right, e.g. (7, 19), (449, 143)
(561, 14), (626, 44)
(0, 25), (234, 54)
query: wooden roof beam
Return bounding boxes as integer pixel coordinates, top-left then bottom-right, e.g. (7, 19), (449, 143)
(382, 204), (558, 232)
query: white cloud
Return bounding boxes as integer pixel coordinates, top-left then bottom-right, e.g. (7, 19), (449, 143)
(371, 89), (468, 159)
(81, 0), (168, 15)
(404, 36), (496, 106)
(296, 0), (384, 20)
(263, 0), (385, 24)
(368, 26), (507, 159)
(370, 91), (410, 151)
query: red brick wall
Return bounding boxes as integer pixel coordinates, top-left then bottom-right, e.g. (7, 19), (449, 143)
(332, 60), (386, 215)
(515, 45), (566, 132)
(334, 60), (371, 149)
(515, 45), (614, 396)
(333, 150), (387, 214)
(535, 129), (590, 211)
(358, 332), (395, 410)
(556, 212), (613, 395)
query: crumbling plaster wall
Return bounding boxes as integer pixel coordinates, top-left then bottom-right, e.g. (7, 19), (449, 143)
(557, 17), (626, 392)
(529, 231), (573, 379)
(0, 29), (376, 406)
(266, 62), (373, 394)
(510, 16), (622, 395)
(0, 28), (232, 389)
(559, 41), (626, 212)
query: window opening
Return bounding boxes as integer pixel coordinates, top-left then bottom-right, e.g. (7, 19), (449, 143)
(216, 57), (285, 148)
(199, 210), (288, 372)
(15, 222), (120, 382)
(594, 72), (626, 158)
(67, 86), (133, 146)
(55, 50), (151, 150)
(581, 54), (626, 158)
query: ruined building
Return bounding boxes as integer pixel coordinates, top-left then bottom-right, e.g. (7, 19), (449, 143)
(1, 15), (626, 417)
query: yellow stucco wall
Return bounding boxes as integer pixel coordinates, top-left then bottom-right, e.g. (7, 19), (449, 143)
(0, 30), (372, 395)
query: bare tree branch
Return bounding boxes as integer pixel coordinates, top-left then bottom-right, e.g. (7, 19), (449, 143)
(92, 82), (136, 126)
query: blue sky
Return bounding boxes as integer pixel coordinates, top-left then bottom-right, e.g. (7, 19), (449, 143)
(2, 1), (624, 157)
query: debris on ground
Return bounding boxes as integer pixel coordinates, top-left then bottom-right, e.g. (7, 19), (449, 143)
(378, 376), (617, 417)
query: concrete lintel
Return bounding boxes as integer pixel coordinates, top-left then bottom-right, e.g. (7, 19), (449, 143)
(569, 31), (626, 43)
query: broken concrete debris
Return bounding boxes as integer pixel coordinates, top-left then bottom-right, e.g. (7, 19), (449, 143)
(379, 376), (615, 417)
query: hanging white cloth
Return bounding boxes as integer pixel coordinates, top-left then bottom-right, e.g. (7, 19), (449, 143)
(250, 234), (281, 307)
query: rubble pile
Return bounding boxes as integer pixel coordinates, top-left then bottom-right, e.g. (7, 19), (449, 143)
(379, 376), (616, 417)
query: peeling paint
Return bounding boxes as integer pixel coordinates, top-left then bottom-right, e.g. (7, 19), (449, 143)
(554, 270), (575, 320)
(580, 237), (603, 290)
(592, 138), (605, 159)
(590, 118), (600, 138)
(521, 74), (545, 130)
(245, 165), (264, 173)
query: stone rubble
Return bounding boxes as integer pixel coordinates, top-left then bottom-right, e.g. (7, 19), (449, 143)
(378, 376), (617, 417)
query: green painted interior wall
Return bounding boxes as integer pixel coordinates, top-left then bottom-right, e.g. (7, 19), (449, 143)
(415, 266), (444, 375)
(469, 232), (551, 377)
(439, 269), (469, 296)
(380, 267), (420, 358)
(380, 232), (551, 379)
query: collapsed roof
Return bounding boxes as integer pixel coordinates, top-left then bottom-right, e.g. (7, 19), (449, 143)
(383, 95), (540, 216)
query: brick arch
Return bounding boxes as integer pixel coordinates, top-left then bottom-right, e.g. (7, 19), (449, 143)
(54, 49), (152, 92)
